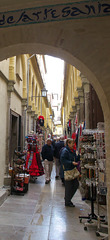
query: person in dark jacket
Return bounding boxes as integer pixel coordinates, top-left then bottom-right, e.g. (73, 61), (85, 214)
(59, 139), (67, 184)
(54, 135), (64, 179)
(60, 138), (79, 207)
(41, 138), (54, 184)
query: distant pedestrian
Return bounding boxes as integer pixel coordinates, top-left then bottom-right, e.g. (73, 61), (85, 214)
(54, 136), (64, 179)
(51, 137), (56, 151)
(41, 138), (54, 184)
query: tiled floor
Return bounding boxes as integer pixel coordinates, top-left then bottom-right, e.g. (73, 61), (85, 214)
(0, 165), (106, 240)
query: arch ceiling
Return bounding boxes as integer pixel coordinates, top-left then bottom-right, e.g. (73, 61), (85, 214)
(0, 0), (110, 118)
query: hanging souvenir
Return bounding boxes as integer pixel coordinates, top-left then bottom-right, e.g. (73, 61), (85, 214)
(38, 115), (44, 126)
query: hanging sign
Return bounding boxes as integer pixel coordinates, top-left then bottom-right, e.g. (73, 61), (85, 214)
(0, 0), (110, 28)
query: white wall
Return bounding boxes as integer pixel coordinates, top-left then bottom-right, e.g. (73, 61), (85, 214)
(11, 92), (22, 116)
(0, 78), (7, 186)
(0, 59), (9, 79)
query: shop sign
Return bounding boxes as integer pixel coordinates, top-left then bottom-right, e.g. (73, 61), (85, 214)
(0, 0), (110, 28)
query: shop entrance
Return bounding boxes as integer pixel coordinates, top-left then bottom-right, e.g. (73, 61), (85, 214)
(9, 111), (21, 163)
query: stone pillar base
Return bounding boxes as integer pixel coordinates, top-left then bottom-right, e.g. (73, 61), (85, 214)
(4, 175), (11, 186)
(0, 188), (10, 206)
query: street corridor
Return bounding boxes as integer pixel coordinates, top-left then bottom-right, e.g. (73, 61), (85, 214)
(0, 165), (105, 240)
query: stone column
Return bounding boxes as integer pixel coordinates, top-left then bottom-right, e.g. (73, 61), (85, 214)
(27, 108), (35, 134)
(34, 114), (38, 132)
(77, 87), (84, 124)
(72, 106), (77, 132)
(27, 106), (32, 134)
(4, 80), (15, 186)
(31, 111), (36, 132)
(71, 119), (74, 134)
(79, 96), (84, 123)
(69, 112), (74, 135)
(81, 75), (90, 129)
(74, 97), (80, 126)
(76, 104), (80, 126)
(21, 98), (27, 150)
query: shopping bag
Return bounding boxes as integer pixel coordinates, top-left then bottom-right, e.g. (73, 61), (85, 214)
(64, 167), (80, 181)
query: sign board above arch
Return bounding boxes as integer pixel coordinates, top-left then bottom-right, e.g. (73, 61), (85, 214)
(0, 0), (110, 28)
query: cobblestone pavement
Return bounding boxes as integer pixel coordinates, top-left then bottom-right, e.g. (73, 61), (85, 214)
(0, 165), (107, 240)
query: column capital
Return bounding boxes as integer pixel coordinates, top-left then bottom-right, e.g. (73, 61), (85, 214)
(74, 97), (80, 106)
(34, 114), (38, 120)
(27, 105), (32, 113)
(79, 95), (84, 104)
(80, 74), (90, 93)
(69, 113), (74, 119)
(80, 74), (88, 83)
(72, 105), (76, 113)
(76, 104), (80, 111)
(21, 98), (27, 107)
(7, 80), (15, 92)
(31, 111), (36, 117)
(69, 112), (76, 120)
(77, 87), (84, 98)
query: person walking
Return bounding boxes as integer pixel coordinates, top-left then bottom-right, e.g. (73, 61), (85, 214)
(54, 136), (64, 179)
(60, 138), (79, 207)
(59, 139), (67, 185)
(41, 138), (54, 184)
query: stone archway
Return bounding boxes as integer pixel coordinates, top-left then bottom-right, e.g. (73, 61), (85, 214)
(0, 0), (110, 237)
(1, 41), (110, 238)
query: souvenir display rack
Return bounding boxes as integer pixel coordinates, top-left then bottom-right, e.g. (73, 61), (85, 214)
(79, 129), (98, 225)
(11, 150), (30, 195)
(94, 128), (108, 239)
(79, 126), (108, 237)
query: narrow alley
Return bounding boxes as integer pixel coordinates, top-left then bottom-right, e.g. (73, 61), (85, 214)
(0, 165), (104, 240)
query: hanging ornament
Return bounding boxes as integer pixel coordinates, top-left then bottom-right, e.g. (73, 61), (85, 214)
(38, 115), (44, 126)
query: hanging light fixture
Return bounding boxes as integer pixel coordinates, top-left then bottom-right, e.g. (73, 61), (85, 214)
(41, 87), (48, 97)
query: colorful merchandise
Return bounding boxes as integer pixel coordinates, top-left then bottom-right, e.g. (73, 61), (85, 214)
(26, 134), (44, 177)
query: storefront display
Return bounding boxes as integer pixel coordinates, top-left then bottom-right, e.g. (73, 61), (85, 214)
(79, 129), (98, 225)
(10, 150), (30, 195)
(25, 133), (44, 179)
(10, 132), (45, 194)
(79, 129), (97, 201)
(79, 123), (108, 237)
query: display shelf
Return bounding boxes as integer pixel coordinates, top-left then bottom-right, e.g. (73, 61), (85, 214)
(11, 150), (29, 195)
(79, 125), (108, 237)
(79, 129), (97, 201)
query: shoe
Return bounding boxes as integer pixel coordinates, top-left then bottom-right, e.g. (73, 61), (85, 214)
(70, 201), (75, 207)
(45, 180), (49, 184)
(61, 178), (65, 183)
(55, 176), (59, 179)
(65, 202), (75, 207)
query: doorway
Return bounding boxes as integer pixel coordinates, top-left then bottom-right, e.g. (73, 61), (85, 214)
(9, 110), (21, 164)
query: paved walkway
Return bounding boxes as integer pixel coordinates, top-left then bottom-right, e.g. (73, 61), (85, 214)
(0, 165), (106, 240)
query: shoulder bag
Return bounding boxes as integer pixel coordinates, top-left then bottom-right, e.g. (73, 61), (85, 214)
(64, 167), (80, 181)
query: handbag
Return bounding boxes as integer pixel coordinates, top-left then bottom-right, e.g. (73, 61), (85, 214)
(64, 167), (80, 181)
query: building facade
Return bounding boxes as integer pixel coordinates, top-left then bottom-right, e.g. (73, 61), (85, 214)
(0, 54), (53, 187)
(62, 64), (104, 137)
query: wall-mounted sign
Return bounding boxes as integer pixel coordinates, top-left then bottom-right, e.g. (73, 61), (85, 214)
(0, 0), (110, 28)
